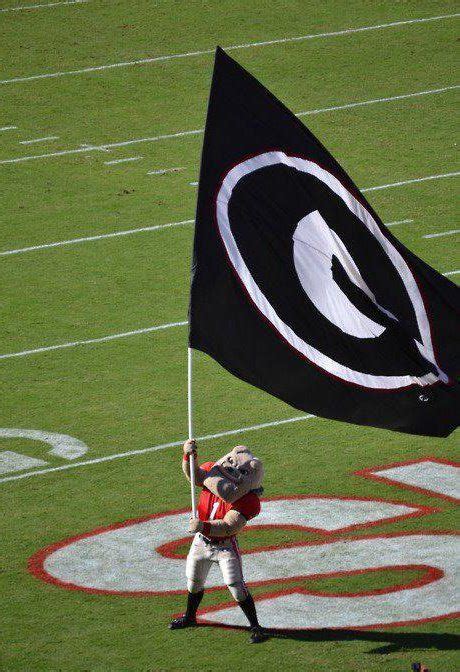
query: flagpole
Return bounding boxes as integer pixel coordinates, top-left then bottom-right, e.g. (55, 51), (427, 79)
(187, 346), (198, 518)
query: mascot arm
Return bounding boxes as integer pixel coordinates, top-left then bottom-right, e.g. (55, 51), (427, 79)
(203, 510), (247, 537)
(182, 458), (207, 487)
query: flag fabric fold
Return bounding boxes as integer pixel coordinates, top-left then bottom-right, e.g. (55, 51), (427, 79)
(189, 47), (459, 437)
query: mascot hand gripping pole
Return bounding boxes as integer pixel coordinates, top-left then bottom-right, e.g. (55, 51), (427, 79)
(169, 439), (268, 644)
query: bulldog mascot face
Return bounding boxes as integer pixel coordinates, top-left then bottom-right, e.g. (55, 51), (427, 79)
(203, 445), (264, 503)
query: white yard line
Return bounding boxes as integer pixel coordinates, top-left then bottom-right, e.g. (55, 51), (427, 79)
(0, 85), (457, 165)
(362, 172), (460, 192)
(0, 168), (457, 257)
(19, 135), (59, 145)
(104, 156), (142, 165)
(0, 414), (316, 484)
(0, 125), (17, 131)
(192, 173), (458, 194)
(1, 264), (458, 361)
(0, 129), (203, 165)
(296, 85), (460, 116)
(0, 219), (194, 256)
(0, 0), (87, 11)
(147, 166), (184, 175)
(1, 13), (458, 85)
(0, 321), (188, 360)
(0, 173), (456, 259)
(105, 157), (142, 166)
(0, 217), (415, 258)
(423, 229), (459, 239)
(385, 219), (414, 227)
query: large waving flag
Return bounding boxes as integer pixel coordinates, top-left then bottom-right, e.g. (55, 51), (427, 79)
(189, 47), (459, 437)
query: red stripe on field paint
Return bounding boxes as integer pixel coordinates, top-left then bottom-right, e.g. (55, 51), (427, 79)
(28, 495), (438, 597)
(354, 457), (460, 503)
(194, 547), (459, 631)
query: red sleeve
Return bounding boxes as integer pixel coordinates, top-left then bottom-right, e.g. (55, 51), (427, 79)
(230, 492), (261, 521)
(199, 461), (215, 474)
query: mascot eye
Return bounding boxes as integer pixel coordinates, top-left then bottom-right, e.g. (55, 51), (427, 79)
(239, 468), (247, 475)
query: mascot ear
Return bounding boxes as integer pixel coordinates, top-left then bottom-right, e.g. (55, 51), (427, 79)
(249, 459), (264, 488)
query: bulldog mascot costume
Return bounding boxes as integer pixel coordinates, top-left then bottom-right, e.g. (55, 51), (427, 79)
(169, 439), (267, 643)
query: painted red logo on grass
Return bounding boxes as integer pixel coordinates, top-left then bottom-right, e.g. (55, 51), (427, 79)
(28, 461), (459, 630)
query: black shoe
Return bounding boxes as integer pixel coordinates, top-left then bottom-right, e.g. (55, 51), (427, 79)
(169, 615), (197, 630)
(249, 626), (268, 644)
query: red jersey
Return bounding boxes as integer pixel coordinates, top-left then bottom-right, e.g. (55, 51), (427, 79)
(197, 462), (260, 538)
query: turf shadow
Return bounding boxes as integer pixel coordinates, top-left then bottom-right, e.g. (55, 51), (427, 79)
(264, 628), (460, 654)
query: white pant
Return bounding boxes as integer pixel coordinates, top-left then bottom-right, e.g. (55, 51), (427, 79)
(185, 533), (248, 602)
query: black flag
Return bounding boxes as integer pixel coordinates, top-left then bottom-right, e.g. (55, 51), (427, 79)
(189, 47), (459, 437)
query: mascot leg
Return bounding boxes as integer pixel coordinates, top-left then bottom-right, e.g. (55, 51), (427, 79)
(218, 540), (268, 644)
(169, 534), (212, 630)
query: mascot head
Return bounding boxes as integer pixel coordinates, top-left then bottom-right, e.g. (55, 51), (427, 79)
(203, 445), (264, 503)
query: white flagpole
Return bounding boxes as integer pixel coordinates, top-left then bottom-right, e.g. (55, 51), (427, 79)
(187, 346), (198, 518)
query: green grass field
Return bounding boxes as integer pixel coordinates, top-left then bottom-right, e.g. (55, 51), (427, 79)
(0, 1), (459, 670)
